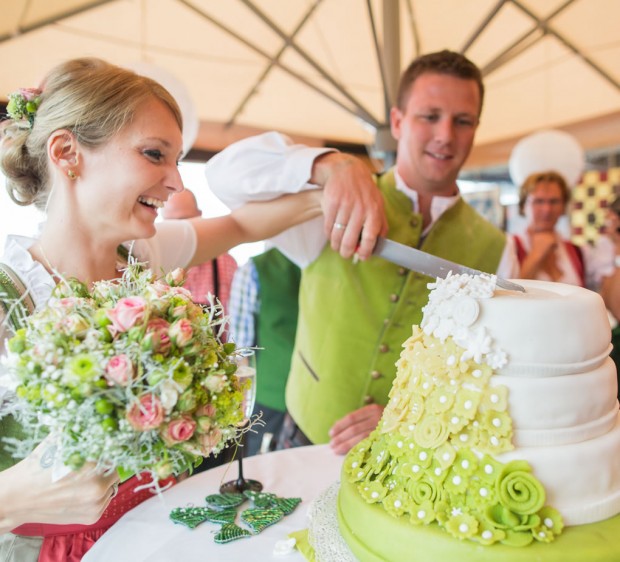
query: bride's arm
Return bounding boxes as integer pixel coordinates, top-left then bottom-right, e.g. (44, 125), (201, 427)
(186, 190), (323, 269)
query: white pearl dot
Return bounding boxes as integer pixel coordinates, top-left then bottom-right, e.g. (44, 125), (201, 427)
(452, 475), (461, 485)
(447, 355), (456, 366)
(442, 452), (451, 461)
(544, 517), (554, 528)
(439, 395), (447, 404)
(459, 523), (469, 533)
(492, 417), (501, 427)
(419, 451), (428, 461)
(408, 424), (415, 431)
(434, 468), (442, 476)
(394, 500), (402, 508)
(352, 461), (358, 468)
(490, 436), (499, 446)
(371, 491), (379, 498)
(480, 487), (488, 497)
(464, 400), (473, 410)
(417, 510), (426, 519)
(357, 471), (364, 477)
(451, 416), (459, 424)
(490, 394), (499, 403)
(484, 464), (493, 474)
(473, 369), (482, 378)
(461, 460), (469, 469)
(397, 441), (403, 448)
(412, 464), (420, 473)
(459, 434), (469, 442)
(482, 530), (492, 540)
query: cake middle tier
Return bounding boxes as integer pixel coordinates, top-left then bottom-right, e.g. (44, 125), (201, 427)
(491, 357), (619, 447)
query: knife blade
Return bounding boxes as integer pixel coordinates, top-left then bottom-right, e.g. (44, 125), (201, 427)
(372, 237), (525, 292)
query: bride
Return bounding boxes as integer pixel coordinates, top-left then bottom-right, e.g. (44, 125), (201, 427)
(0, 57), (385, 561)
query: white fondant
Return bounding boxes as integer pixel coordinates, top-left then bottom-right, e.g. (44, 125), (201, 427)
(422, 276), (620, 526)
(481, 281), (611, 375)
(497, 414), (620, 525)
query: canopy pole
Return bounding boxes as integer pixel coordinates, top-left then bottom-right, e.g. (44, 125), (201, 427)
(374, 0), (399, 169)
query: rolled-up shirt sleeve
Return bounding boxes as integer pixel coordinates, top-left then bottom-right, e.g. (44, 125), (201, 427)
(204, 131), (334, 268)
(205, 131), (333, 208)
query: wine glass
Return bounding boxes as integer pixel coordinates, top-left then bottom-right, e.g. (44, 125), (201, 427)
(219, 364), (263, 493)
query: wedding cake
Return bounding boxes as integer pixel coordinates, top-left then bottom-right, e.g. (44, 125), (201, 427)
(337, 274), (620, 561)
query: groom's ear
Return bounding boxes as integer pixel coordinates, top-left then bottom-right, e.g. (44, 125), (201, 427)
(47, 129), (80, 178)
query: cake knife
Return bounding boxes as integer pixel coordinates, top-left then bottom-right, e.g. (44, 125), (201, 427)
(372, 237), (525, 292)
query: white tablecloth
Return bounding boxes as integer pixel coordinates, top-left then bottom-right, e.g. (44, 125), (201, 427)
(83, 445), (343, 562)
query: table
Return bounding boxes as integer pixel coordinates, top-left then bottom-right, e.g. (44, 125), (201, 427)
(83, 445), (343, 562)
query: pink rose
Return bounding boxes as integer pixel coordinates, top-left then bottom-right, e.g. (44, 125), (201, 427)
(196, 403), (216, 418)
(185, 428), (223, 456)
(57, 297), (81, 310)
(170, 304), (187, 319)
(107, 297), (147, 335)
(169, 318), (193, 347)
(161, 416), (196, 445)
(105, 354), (134, 386)
(165, 268), (186, 286)
(126, 394), (165, 431)
(143, 318), (171, 354)
(19, 87), (42, 102)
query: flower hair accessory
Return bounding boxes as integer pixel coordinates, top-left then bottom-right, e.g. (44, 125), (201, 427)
(6, 88), (42, 128)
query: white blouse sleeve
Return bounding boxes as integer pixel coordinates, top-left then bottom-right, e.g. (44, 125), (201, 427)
(132, 220), (197, 276)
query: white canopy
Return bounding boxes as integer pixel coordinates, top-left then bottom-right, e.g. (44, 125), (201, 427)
(2, 0), (620, 170)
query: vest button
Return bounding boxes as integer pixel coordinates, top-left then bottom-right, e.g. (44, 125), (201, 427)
(397, 267), (407, 276)
(364, 395), (375, 404)
(390, 293), (399, 303)
(379, 343), (389, 353)
(371, 370), (382, 380)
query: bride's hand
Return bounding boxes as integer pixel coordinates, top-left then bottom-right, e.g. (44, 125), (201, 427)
(0, 438), (119, 533)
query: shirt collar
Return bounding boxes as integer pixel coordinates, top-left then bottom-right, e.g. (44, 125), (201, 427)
(393, 170), (461, 233)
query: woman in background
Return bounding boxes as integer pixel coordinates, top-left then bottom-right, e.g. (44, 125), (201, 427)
(514, 171), (589, 285)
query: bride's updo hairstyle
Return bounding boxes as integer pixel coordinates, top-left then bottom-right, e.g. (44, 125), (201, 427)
(1, 57), (183, 210)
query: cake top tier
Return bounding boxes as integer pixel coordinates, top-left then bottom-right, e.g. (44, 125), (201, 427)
(421, 274), (611, 377)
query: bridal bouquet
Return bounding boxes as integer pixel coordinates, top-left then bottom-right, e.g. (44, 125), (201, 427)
(4, 264), (246, 486)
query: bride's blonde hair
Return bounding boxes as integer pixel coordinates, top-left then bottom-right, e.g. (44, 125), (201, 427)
(1, 57), (182, 210)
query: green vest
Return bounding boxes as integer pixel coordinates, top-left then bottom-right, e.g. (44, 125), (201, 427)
(287, 169), (506, 444)
(253, 249), (301, 412)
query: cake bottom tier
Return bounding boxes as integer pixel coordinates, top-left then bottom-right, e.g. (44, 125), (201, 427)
(338, 477), (620, 562)
(496, 412), (620, 525)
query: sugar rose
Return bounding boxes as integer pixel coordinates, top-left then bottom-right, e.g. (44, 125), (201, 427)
(107, 297), (147, 335)
(127, 394), (165, 431)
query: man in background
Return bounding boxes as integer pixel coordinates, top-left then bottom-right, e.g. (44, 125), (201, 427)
(206, 50), (519, 455)
(228, 246), (301, 455)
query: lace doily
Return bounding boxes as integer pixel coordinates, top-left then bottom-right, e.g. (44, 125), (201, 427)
(306, 481), (358, 562)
